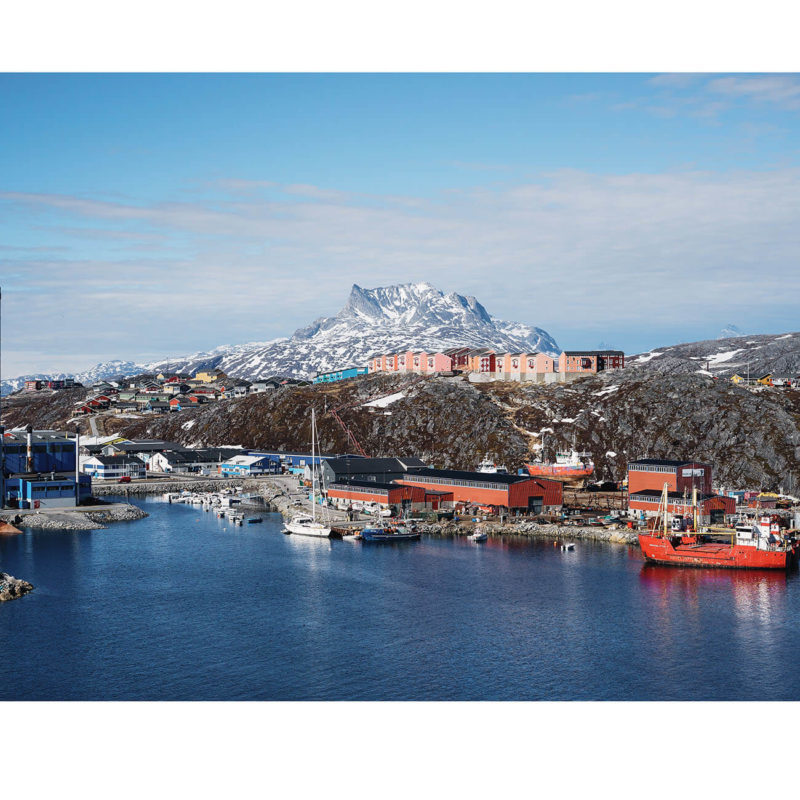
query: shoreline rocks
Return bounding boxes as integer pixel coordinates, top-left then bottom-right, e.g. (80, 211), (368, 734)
(0, 503), (149, 531)
(417, 520), (640, 545)
(0, 572), (34, 602)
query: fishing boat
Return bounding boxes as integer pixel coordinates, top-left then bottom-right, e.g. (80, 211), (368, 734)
(283, 408), (331, 538)
(476, 454), (508, 474)
(524, 449), (594, 479)
(360, 525), (421, 542)
(469, 529), (488, 542)
(638, 484), (798, 570)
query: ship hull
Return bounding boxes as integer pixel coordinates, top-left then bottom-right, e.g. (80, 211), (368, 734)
(523, 464), (594, 478)
(638, 533), (796, 570)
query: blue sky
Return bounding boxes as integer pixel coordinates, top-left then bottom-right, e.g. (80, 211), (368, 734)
(2, 73), (800, 376)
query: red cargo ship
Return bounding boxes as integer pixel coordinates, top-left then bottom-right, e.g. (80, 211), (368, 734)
(638, 486), (798, 570)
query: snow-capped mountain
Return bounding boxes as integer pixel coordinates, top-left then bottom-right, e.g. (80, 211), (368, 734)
(718, 324), (746, 339)
(149, 282), (559, 379)
(1, 283), (559, 393)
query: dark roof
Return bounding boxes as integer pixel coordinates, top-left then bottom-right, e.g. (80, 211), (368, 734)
(628, 458), (703, 468)
(328, 479), (399, 491)
(324, 457), (416, 476)
(404, 467), (532, 485)
(90, 455), (146, 467)
(562, 350), (625, 356)
(630, 490), (716, 502)
(111, 440), (187, 453)
(396, 457), (427, 469)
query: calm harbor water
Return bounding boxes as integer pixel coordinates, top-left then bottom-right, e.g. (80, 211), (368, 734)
(2, 496), (799, 701)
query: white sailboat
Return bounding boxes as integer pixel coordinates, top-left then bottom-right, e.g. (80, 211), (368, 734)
(284, 408), (332, 538)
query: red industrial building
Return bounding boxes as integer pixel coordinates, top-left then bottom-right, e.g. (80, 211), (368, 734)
(326, 480), (454, 512)
(627, 458), (734, 524)
(396, 469), (562, 513)
(627, 458), (713, 495)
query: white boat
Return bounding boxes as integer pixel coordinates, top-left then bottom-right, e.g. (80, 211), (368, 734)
(476, 454), (508, 474)
(469, 529), (488, 542)
(560, 542), (575, 551)
(283, 408), (331, 538)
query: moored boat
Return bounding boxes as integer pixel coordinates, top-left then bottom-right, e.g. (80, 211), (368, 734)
(360, 523), (420, 542)
(638, 485), (798, 570)
(283, 408), (331, 538)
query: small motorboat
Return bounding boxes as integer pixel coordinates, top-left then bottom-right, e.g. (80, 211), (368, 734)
(247, 517), (263, 524)
(469, 530), (488, 542)
(560, 542), (575, 551)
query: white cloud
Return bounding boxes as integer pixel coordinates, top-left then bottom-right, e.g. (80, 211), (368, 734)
(707, 75), (800, 109)
(2, 168), (800, 374)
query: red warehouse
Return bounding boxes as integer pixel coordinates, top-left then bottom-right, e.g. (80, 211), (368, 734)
(627, 458), (713, 495)
(628, 489), (736, 525)
(326, 480), (454, 512)
(397, 469), (562, 513)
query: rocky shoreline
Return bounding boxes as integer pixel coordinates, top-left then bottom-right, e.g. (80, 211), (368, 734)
(91, 478), (257, 497)
(418, 519), (640, 545)
(0, 503), (149, 531)
(0, 572), (34, 602)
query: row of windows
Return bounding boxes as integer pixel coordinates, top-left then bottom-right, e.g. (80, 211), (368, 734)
(404, 475), (508, 491)
(329, 485), (390, 497)
(629, 464), (677, 474)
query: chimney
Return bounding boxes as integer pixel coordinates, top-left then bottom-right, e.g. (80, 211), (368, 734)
(26, 423), (34, 473)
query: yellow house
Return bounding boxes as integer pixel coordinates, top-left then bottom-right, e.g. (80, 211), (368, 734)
(756, 374), (773, 386)
(194, 369), (227, 383)
(730, 374), (746, 384)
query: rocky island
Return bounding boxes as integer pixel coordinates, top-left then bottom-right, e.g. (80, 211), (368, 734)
(0, 572), (33, 602)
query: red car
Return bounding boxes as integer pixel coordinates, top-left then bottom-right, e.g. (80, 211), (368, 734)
(117, 476), (132, 483)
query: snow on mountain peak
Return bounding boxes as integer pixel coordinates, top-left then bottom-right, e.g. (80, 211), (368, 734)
(1, 282), (560, 392)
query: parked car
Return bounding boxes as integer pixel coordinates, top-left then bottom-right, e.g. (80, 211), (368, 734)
(117, 476), (132, 483)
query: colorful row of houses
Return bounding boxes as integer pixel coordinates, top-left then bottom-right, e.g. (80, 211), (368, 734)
(72, 370), (302, 416)
(366, 347), (624, 383)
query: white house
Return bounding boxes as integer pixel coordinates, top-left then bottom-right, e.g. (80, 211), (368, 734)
(82, 455), (146, 480)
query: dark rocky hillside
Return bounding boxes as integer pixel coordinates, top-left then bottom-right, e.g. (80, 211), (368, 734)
(628, 331), (800, 379)
(3, 372), (799, 492)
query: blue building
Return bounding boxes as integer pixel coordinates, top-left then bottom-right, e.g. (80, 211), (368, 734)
(1, 427), (92, 509)
(219, 454), (281, 476)
(313, 366), (368, 384)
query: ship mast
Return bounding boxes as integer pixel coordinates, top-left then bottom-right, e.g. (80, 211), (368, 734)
(311, 408), (316, 524)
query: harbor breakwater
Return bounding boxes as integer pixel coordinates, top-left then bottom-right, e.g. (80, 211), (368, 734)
(0, 503), (149, 531)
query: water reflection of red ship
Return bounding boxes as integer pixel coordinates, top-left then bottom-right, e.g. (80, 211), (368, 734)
(640, 562), (790, 592)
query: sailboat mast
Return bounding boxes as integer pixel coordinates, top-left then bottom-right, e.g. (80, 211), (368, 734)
(311, 408), (316, 523)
